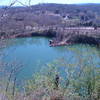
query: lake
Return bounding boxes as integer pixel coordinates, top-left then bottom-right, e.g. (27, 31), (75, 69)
(1, 37), (100, 84)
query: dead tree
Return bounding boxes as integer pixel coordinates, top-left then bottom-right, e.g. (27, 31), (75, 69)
(54, 74), (59, 89)
(12, 77), (16, 97)
(5, 62), (23, 94)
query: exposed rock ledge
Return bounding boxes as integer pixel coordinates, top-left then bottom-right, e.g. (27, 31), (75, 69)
(0, 27), (100, 46)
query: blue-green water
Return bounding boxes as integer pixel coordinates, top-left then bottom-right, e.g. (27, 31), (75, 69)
(1, 37), (100, 82)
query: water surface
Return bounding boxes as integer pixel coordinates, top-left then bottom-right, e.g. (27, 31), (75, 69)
(1, 37), (100, 82)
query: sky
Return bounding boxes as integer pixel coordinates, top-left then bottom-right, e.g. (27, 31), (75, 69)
(0, 0), (100, 6)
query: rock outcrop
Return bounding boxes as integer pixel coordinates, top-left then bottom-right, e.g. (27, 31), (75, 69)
(1, 26), (100, 46)
(49, 27), (100, 46)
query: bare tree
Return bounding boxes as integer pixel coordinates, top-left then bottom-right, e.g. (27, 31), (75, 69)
(0, 0), (32, 21)
(5, 61), (23, 92)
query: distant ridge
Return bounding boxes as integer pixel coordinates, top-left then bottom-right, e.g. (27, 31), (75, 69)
(0, 3), (100, 7)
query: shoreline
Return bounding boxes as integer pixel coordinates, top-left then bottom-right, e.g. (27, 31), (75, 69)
(0, 27), (100, 46)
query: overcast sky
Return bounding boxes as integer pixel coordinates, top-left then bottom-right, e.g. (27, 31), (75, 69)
(0, 0), (100, 6)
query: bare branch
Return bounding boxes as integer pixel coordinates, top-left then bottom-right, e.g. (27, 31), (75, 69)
(29, 0), (31, 6)
(9, 0), (17, 7)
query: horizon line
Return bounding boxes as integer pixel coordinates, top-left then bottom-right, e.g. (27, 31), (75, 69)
(0, 2), (100, 6)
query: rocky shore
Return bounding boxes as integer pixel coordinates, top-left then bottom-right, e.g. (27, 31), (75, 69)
(49, 27), (100, 46)
(0, 26), (100, 46)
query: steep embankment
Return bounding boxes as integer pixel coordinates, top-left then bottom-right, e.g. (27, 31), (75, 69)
(0, 26), (100, 46)
(2, 26), (100, 46)
(49, 27), (100, 46)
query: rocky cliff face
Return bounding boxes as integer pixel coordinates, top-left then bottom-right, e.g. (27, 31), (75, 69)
(49, 27), (100, 46)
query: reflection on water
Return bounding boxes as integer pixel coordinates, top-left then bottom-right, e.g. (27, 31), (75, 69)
(1, 37), (100, 82)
